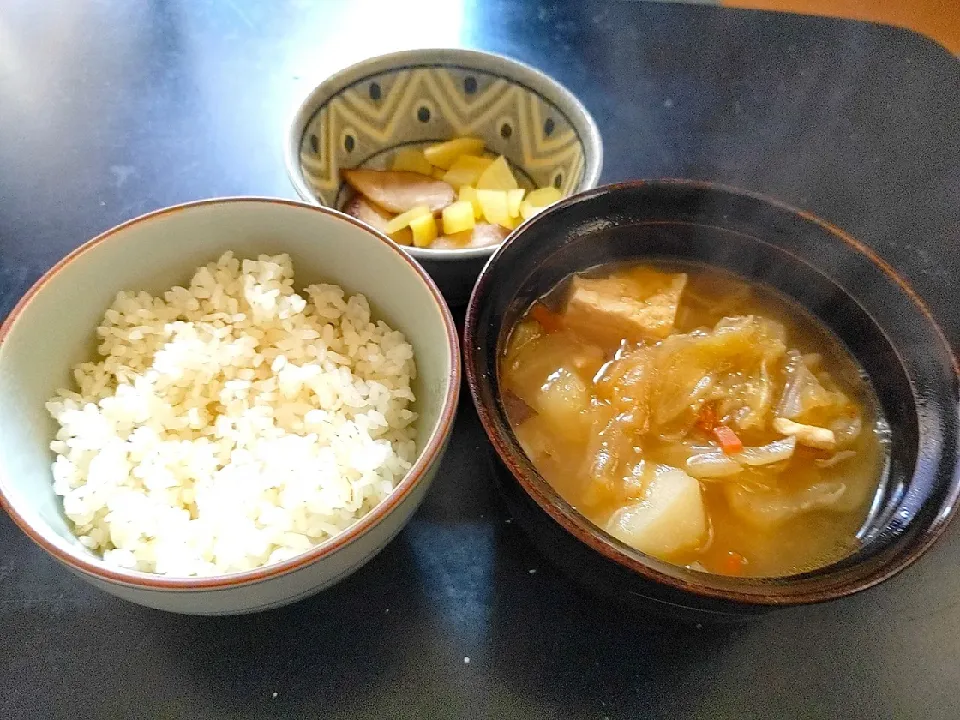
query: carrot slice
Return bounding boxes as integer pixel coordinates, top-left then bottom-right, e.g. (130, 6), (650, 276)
(530, 303), (564, 333)
(696, 402), (718, 433)
(713, 425), (743, 454)
(722, 551), (748, 576)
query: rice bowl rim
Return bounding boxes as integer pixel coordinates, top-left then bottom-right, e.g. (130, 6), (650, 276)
(0, 196), (461, 591)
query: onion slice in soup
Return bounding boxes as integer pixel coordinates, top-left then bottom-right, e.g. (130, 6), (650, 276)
(814, 450), (857, 468)
(686, 452), (743, 478)
(733, 436), (797, 466)
(686, 436), (796, 478)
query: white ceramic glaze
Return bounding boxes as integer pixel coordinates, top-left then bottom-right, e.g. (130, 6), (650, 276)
(0, 198), (460, 615)
(285, 48), (603, 306)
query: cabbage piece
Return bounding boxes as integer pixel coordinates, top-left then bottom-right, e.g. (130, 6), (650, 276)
(685, 436), (796, 478)
(777, 350), (837, 419)
(513, 416), (554, 466)
(501, 331), (602, 439)
(579, 405), (652, 508)
(595, 347), (655, 427)
(588, 315), (788, 436)
(733, 436), (797, 466)
(505, 319), (542, 358)
(606, 467), (707, 559)
(829, 413), (863, 447)
(653, 351), (715, 427)
(725, 480), (850, 529)
(774, 350), (866, 448)
(646, 439), (718, 468)
(708, 361), (774, 431)
(502, 329), (603, 397)
(814, 450), (857, 469)
(676, 282), (754, 329)
(652, 315), (786, 428)
(513, 415), (582, 473)
(686, 452), (743, 478)
(580, 407), (625, 488)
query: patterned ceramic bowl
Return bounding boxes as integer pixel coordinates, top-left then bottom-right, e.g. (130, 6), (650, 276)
(285, 48), (603, 306)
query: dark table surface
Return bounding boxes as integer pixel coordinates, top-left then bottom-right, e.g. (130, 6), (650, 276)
(2, 1), (958, 718)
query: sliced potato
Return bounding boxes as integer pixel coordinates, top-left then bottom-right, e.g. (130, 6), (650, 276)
(341, 169), (454, 214)
(441, 200), (476, 235)
(519, 200), (541, 221)
(506, 188), (526, 219)
(442, 155), (494, 187)
(459, 185), (484, 219)
(476, 189), (512, 228)
(519, 187), (563, 221)
(525, 187), (563, 206)
(385, 205), (431, 235)
(431, 168), (447, 180)
(476, 156), (519, 191)
(423, 137), (486, 169)
(390, 148), (434, 175)
(409, 213), (438, 248)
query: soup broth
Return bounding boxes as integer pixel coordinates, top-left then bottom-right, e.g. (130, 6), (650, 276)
(500, 263), (888, 577)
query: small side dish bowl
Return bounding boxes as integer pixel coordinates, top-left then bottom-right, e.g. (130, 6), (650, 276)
(464, 180), (960, 622)
(0, 198), (460, 615)
(285, 48), (603, 306)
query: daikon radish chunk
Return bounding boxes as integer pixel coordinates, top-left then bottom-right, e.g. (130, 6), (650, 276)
(606, 468), (707, 559)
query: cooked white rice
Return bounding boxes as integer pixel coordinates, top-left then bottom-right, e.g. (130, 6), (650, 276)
(46, 252), (418, 576)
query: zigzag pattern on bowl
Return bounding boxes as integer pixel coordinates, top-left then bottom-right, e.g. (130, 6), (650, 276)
(298, 65), (586, 207)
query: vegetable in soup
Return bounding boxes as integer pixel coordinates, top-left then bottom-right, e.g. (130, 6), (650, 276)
(500, 263), (888, 577)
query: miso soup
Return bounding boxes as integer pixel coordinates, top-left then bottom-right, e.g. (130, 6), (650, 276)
(500, 263), (888, 577)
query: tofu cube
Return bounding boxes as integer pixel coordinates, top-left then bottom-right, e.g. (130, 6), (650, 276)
(564, 272), (688, 342)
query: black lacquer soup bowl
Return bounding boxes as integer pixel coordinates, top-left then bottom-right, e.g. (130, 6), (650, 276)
(464, 180), (960, 622)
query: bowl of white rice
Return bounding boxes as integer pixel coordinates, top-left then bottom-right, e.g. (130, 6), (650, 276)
(0, 197), (460, 615)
